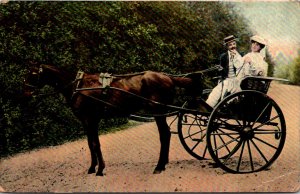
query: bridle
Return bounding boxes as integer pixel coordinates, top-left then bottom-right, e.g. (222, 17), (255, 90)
(24, 66), (79, 98)
(23, 66), (43, 97)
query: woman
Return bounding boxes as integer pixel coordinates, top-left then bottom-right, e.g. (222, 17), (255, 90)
(237, 35), (268, 78)
(206, 35), (268, 107)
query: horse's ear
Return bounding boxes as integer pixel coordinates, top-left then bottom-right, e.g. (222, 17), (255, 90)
(29, 61), (38, 66)
(28, 61), (40, 69)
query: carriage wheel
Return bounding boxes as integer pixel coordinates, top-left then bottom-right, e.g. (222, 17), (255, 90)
(206, 90), (286, 173)
(177, 108), (211, 160)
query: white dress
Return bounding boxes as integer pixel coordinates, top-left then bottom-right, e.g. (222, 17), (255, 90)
(237, 52), (268, 78)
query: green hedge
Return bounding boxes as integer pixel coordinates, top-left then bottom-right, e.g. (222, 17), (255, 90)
(0, 1), (252, 157)
(274, 52), (300, 85)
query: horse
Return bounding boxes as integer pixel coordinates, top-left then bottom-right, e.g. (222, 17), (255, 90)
(23, 64), (203, 176)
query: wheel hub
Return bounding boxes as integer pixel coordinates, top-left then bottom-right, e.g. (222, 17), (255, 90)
(241, 126), (254, 140)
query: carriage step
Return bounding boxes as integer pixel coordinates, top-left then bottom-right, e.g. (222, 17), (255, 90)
(191, 139), (204, 142)
(170, 131), (178, 134)
(267, 122), (279, 126)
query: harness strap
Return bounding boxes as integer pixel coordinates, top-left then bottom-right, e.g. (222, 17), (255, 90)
(75, 70), (84, 89)
(99, 73), (114, 88)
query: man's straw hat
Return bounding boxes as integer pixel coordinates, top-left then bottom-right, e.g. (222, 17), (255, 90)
(223, 35), (237, 45)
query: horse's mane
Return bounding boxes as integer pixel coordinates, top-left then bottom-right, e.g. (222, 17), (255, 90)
(41, 64), (76, 81)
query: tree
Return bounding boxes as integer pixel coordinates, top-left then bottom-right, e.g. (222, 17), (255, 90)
(0, 1), (252, 156)
(274, 49), (300, 85)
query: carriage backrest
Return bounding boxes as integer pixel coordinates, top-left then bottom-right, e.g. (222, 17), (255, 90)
(240, 76), (289, 94)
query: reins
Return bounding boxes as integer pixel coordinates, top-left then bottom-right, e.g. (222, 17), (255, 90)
(170, 65), (223, 78)
(75, 86), (201, 117)
(69, 66), (223, 117)
(109, 65), (223, 79)
(27, 65), (221, 117)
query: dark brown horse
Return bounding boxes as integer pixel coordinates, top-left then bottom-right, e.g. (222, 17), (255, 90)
(23, 64), (203, 176)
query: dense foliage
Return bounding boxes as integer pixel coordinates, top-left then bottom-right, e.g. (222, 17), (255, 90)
(275, 50), (300, 85)
(0, 1), (252, 156)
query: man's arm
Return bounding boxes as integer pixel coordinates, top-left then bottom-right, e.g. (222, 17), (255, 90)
(219, 52), (228, 79)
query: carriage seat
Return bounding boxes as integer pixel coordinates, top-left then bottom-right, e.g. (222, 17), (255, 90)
(240, 76), (289, 94)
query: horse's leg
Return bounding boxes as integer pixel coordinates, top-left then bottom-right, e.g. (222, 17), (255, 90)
(84, 121), (97, 174)
(153, 116), (171, 174)
(85, 119), (106, 176)
(93, 130), (106, 176)
(87, 132), (98, 174)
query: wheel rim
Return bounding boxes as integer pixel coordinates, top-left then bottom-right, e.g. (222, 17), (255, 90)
(178, 113), (210, 159)
(207, 90), (286, 173)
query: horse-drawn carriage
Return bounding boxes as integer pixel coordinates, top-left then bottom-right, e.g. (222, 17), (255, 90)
(176, 75), (287, 173)
(24, 64), (288, 175)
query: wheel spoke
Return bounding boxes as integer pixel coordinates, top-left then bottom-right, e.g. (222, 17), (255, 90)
(253, 136), (278, 150)
(217, 128), (240, 141)
(236, 141), (246, 171)
(212, 135), (240, 152)
(190, 139), (202, 152)
(247, 140), (254, 171)
(210, 132), (239, 136)
(251, 102), (272, 127)
(213, 132), (218, 158)
(202, 145), (208, 158)
(218, 124), (242, 132)
(253, 115), (280, 130)
(215, 131), (231, 154)
(222, 140), (242, 164)
(214, 118), (242, 132)
(234, 119), (242, 126)
(183, 128), (205, 140)
(183, 118), (200, 139)
(250, 139), (268, 163)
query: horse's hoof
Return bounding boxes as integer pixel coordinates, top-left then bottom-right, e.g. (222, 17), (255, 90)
(96, 171), (104, 176)
(88, 168), (96, 174)
(153, 169), (162, 174)
(153, 167), (165, 174)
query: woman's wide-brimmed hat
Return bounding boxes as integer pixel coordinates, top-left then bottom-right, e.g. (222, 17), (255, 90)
(250, 35), (267, 46)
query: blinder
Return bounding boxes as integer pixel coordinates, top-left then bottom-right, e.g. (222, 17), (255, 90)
(24, 65), (43, 92)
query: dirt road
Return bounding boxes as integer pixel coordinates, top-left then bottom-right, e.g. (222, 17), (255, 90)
(0, 83), (299, 192)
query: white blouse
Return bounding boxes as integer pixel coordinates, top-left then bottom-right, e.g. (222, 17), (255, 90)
(237, 52), (269, 78)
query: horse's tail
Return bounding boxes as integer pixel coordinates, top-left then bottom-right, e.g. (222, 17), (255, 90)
(170, 74), (203, 97)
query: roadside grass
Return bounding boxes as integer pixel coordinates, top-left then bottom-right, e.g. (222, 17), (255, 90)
(0, 119), (146, 160)
(99, 119), (145, 135)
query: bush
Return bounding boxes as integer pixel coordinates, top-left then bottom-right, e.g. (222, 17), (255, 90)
(275, 53), (300, 85)
(0, 1), (252, 156)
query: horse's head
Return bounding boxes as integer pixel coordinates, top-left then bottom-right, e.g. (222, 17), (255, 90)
(185, 72), (204, 97)
(23, 65), (45, 98)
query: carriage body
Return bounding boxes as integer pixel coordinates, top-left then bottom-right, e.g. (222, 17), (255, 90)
(177, 75), (288, 173)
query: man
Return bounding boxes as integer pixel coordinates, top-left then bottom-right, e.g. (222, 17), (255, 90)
(206, 35), (244, 107)
(206, 35), (268, 108)
(219, 35), (244, 79)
